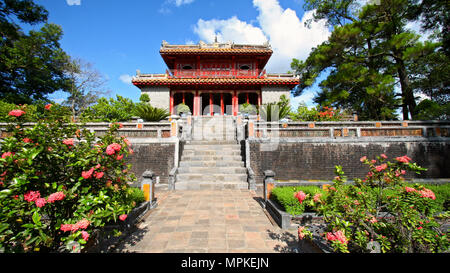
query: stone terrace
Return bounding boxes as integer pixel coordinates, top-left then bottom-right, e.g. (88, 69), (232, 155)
(112, 189), (300, 253)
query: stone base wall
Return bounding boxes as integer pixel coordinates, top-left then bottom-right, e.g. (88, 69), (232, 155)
(126, 141), (175, 185)
(248, 138), (450, 184)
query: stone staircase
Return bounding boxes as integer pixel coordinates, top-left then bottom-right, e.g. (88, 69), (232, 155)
(174, 117), (248, 190)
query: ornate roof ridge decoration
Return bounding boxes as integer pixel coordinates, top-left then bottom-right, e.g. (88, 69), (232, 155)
(131, 76), (300, 87)
(160, 40), (272, 54)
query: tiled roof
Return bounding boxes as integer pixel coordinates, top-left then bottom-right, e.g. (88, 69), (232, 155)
(132, 77), (299, 87)
(160, 47), (273, 55)
(160, 41), (273, 55)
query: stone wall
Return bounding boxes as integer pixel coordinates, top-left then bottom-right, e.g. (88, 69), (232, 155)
(248, 138), (450, 184)
(126, 141), (176, 185)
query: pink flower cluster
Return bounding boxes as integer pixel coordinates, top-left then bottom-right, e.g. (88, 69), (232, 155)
(60, 219), (90, 233)
(374, 163), (388, 172)
(298, 226), (307, 240)
(2, 151), (13, 158)
(404, 186), (436, 200)
(106, 143), (121, 155)
(63, 138), (74, 146)
(47, 192), (66, 203)
(395, 155), (411, 164)
(24, 190), (65, 207)
(326, 230), (348, 245)
(294, 191), (307, 204)
(8, 109), (25, 117)
(119, 214), (127, 221)
(82, 165), (104, 180)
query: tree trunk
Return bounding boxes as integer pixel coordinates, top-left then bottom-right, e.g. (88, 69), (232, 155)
(394, 55), (416, 120)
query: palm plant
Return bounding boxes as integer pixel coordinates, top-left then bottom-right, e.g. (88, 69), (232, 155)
(135, 103), (170, 122)
(259, 95), (291, 121)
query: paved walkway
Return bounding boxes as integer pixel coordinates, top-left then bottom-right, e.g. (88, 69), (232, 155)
(113, 189), (299, 253)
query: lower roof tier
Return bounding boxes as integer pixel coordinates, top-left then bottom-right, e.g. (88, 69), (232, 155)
(132, 77), (300, 88)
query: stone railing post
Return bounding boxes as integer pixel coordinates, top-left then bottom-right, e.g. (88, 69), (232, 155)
(263, 170), (276, 208)
(141, 170), (157, 208)
(168, 167), (177, 190)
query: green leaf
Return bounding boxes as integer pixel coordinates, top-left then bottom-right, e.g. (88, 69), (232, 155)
(32, 211), (41, 226)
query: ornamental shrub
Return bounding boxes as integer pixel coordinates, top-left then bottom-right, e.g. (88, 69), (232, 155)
(80, 95), (136, 122)
(308, 155), (449, 253)
(0, 105), (138, 253)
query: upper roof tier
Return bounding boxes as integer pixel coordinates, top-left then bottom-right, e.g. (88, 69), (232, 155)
(160, 40), (273, 55)
(160, 40), (273, 69)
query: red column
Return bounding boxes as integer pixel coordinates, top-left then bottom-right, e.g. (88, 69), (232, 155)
(209, 93), (213, 116)
(258, 91), (262, 108)
(220, 93), (224, 115)
(169, 91), (174, 115)
(233, 91), (237, 116)
(194, 91), (199, 116)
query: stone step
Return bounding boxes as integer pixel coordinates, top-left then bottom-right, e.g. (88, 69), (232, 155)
(177, 166), (246, 174)
(181, 155), (242, 161)
(176, 173), (247, 182)
(183, 144), (240, 150)
(174, 181), (249, 190)
(187, 140), (238, 145)
(179, 161), (245, 167)
(182, 150), (241, 156)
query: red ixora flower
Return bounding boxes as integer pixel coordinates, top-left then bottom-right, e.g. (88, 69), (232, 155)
(81, 231), (89, 241)
(35, 198), (47, 208)
(72, 219), (90, 232)
(61, 224), (73, 232)
(375, 163), (388, 172)
(395, 155), (411, 164)
(44, 104), (52, 110)
(326, 230), (348, 245)
(106, 143), (122, 155)
(63, 138), (74, 146)
(294, 191), (307, 204)
(419, 188), (436, 200)
(82, 167), (94, 179)
(1, 151), (13, 158)
(47, 191), (65, 203)
(8, 109), (25, 117)
(24, 191), (41, 202)
(119, 214), (127, 221)
(94, 171), (104, 179)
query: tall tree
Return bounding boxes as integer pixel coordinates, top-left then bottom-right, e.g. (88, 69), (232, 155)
(63, 58), (110, 118)
(0, 0), (71, 104)
(292, 0), (445, 120)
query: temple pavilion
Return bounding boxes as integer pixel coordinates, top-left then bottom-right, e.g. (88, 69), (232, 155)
(132, 40), (300, 116)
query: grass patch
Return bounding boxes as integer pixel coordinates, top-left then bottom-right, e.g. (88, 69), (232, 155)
(127, 187), (146, 206)
(270, 185), (325, 215)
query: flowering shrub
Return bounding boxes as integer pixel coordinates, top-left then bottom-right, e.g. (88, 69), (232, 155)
(0, 106), (138, 252)
(310, 156), (449, 253)
(290, 104), (344, 122)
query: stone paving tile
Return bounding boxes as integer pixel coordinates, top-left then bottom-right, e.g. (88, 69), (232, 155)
(113, 189), (299, 253)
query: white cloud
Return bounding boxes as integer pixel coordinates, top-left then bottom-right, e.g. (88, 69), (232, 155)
(192, 0), (331, 73)
(159, 0), (195, 14)
(119, 74), (133, 85)
(173, 0), (195, 7)
(66, 0), (81, 6)
(252, 0), (331, 72)
(193, 16), (267, 44)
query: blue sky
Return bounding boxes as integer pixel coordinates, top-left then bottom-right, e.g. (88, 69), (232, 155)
(27, 0), (333, 109)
